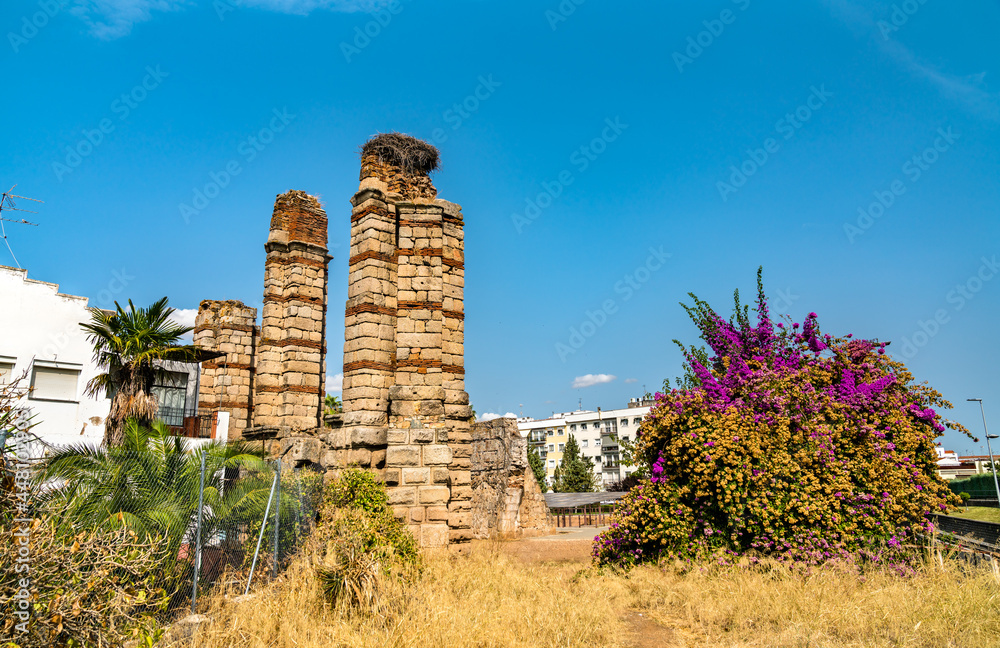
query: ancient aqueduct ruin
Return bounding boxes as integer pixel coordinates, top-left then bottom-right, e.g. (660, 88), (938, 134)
(192, 134), (552, 549)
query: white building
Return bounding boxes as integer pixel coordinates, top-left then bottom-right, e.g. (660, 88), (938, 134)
(0, 266), (212, 456)
(518, 398), (654, 489)
(0, 265), (110, 450)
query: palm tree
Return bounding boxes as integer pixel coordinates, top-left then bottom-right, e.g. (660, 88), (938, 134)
(37, 420), (273, 582)
(82, 297), (199, 446)
(324, 394), (342, 416)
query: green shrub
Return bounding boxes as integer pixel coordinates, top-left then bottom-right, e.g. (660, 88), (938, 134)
(311, 469), (420, 614)
(959, 492), (971, 503)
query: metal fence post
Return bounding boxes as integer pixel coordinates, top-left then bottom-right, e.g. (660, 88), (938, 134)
(245, 469), (279, 595)
(272, 459), (281, 579)
(191, 450), (207, 614)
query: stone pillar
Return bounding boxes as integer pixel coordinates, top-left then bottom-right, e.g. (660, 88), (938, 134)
(254, 190), (331, 437)
(336, 134), (471, 550)
(193, 300), (258, 439)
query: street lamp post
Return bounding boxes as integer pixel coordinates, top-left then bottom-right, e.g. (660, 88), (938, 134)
(968, 399), (1000, 506)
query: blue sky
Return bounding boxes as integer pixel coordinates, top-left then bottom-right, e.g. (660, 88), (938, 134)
(2, 0), (998, 454)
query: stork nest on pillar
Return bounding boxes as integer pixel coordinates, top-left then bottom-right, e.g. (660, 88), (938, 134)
(361, 133), (440, 175)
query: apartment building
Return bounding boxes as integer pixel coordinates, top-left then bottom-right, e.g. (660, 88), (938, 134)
(518, 398), (653, 489)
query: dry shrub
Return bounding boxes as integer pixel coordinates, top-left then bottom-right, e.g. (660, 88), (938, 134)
(0, 516), (170, 647)
(188, 545), (1000, 648)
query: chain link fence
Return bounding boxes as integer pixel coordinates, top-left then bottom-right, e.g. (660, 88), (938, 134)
(1, 426), (323, 616)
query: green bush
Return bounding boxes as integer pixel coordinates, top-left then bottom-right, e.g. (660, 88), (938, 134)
(311, 469), (420, 614)
(959, 492), (971, 504)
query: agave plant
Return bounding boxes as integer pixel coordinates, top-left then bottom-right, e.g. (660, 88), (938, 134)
(36, 419), (273, 581)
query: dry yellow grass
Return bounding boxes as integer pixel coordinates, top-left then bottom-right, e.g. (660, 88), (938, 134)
(185, 543), (1000, 648)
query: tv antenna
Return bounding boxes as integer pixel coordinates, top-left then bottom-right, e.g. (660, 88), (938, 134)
(0, 186), (41, 269)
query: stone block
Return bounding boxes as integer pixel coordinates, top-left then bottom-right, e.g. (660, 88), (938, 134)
(350, 426), (387, 447)
(432, 468), (450, 484)
(347, 448), (372, 466)
(426, 506), (449, 522)
(423, 445), (452, 466)
(280, 437), (322, 464)
(384, 468), (401, 486)
(388, 487), (416, 506)
(445, 404), (472, 419)
(388, 385), (445, 402)
(449, 512), (470, 528)
(436, 430), (449, 443)
(421, 524), (449, 548)
(387, 429), (409, 444)
(386, 445), (420, 466)
(410, 429), (434, 444)
(409, 507), (424, 523)
(418, 486), (450, 505)
(402, 467), (429, 484)
(452, 470), (471, 485)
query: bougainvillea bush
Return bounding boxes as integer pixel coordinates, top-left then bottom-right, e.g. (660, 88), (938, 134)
(594, 272), (969, 569)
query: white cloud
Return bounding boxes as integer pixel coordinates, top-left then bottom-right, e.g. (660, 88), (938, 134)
(478, 412), (516, 422)
(624, 378), (638, 384)
(70, 0), (394, 39)
(572, 374), (616, 389)
(326, 373), (343, 393)
(168, 307), (198, 342)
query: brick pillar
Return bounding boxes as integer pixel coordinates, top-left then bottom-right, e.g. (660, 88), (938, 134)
(194, 300), (258, 439)
(254, 190), (331, 437)
(335, 134), (471, 550)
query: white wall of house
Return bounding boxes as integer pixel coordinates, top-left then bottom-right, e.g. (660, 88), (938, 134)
(0, 265), (109, 453)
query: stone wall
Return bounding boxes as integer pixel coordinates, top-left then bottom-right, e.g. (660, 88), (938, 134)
(471, 417), (554, 539)
(253, 191), (332, 436)
(193, 300), (257, 439)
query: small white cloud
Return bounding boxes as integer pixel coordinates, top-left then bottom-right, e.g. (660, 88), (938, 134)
(326, 373), (343, 393)
(70, 0), (394, 39)
(168, 308), (198, 342)
(624, 378), (638, 384)
(572, 374), (617, 389)
(478, 412), (516, 422)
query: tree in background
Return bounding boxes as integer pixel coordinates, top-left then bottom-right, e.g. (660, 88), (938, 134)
(595, 269), (968, 568)
(552, 434), (598, 493)
(82, 297), (198, 446)
(528, 446), (548, 492)
(325, 394), (343, 416)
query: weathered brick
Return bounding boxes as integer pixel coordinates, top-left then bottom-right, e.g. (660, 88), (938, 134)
(423, 445), (452, 466)
(386, 445), (420, 466)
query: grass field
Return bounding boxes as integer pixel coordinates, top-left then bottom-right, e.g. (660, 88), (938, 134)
(186, 536), (1000, 648)
(949, 506), (1000, 524)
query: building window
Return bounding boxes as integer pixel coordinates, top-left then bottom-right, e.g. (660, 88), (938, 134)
(595, 455), (602, 463)
(570, 424), (577, 431)
(620, 418), (628, 426)
(581, 439), (588, 447)
(152, 371), (189, 427)
(581, 423), (587, 430)
(634, 418), (642, 425)
(548, 460), (555, 468)
(558, 443), (565, 452)
(595, 439), (601, 447)
(29, 364), (81, 402)
(548, 444), (554, 452)
(0, 357), (15, 384)
(547, 430), (554, 436)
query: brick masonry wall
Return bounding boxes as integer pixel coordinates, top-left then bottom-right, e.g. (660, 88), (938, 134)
(194, 300), (258, 439)
(254, 190), (331, 436)
(471, 417), (554, 539)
